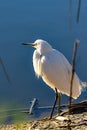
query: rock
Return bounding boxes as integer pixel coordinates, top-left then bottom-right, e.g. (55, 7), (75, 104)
(56, 116), (69, 121)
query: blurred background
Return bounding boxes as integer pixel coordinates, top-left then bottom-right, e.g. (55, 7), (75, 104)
(0, 0), (87, 123)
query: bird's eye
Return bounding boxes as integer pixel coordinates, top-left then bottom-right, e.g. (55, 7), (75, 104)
(34, 43), (38, 46)
(32, 42), (37, 47)
(35, 43), (37, 45)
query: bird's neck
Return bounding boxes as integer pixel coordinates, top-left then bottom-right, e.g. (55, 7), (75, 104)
(37, 46), (52, 55)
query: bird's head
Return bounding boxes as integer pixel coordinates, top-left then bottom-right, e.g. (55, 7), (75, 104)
(22, 39), (52, 55)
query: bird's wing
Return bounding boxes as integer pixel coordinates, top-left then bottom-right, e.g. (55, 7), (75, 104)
(41, 49), (81, 98)
(33, 50), (42, 78)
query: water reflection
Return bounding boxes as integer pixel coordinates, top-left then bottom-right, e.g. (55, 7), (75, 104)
(69, 0), (72, 29)
(77, 0), (81, 23)
(69, 0), (81, 28)
(0, 57), (10, 82)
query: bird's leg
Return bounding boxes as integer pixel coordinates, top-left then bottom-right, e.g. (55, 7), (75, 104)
(58, 92), (62, 115)
(50, 88), (58, 119)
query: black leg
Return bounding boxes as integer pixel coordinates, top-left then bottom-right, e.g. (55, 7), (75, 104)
(50, 88), (58, 119)
(58, 93), (61, 115)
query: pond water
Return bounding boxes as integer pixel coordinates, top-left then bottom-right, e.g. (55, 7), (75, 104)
(0, 0), (87, 123)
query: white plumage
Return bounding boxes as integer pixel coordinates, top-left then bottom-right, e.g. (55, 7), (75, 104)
(32, 39), (82, 99)
(22, 39), (86, 99)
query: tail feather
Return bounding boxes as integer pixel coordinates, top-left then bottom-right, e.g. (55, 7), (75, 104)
(80, 81), (87, 91)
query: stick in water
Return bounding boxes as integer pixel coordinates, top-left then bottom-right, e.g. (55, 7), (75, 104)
(68, 39), (80, 129)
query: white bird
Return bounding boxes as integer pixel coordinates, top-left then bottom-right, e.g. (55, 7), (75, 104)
(22, 39), (86, 118)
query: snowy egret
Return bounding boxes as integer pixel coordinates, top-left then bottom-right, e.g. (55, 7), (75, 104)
(22, 39), (86, 119)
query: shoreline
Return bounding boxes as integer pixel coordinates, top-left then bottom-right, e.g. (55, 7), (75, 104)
(0, 111), (87, 130)
(0, 100), (87, 130)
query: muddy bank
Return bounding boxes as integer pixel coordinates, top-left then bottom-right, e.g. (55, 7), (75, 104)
(0, 111), (87, 130)
(0, 101), (87, 130)
(29, 111), (87, 130)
